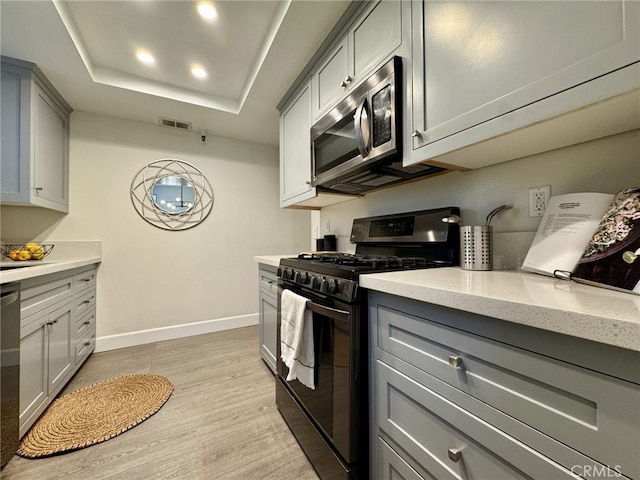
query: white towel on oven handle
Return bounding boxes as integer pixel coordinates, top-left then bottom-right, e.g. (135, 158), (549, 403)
(280, 289), (315, 390)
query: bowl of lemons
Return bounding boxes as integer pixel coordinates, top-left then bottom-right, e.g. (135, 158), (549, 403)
(0, 243), (54, 261)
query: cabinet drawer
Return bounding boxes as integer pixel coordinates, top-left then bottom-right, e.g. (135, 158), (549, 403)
(20, 272), (73, 321)
(75, 331), (95, 366)
(376, 361), (600, 480)
(74, 267), (96, 293)
(378, 438), (425, 480)
(376, 305), (640, 479)
(259, 269), (278, 295)
(75, 288), (96, 318)
(75, 309), (96, 340)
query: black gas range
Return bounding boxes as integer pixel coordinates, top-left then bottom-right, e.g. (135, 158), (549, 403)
(275, 207), (460, 480)
(278, 207), (460, 303)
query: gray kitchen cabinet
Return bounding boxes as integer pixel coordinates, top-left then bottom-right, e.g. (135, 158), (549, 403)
(279, 1), (410, 208)
(407, 0), (640, 170)
(369, 291), (640, 480)
(73, 267), (97, 366)
(279, 82), (355, 208)
(0, 56), (71, 213)
(279, 82), (314, 208)
(258, 264), (278, 373)
(18, 265), (97, 437)
(19, 298), (73, 437)
(311, 0), (408, 120)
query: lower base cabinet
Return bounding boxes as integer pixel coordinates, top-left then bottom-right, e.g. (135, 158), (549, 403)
(258, 264), (278, 373)
(369, 292), (640, 480)
(19, 265), (97, 437)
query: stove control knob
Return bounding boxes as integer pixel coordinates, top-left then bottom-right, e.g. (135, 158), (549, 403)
(276, 267), (283, 278)
(319, 277), (328, 293)
(311, 275), (321, 289)
(284, 268), (293, 280)
(294, 271), (309, 284)
(326, 278), (337, 294)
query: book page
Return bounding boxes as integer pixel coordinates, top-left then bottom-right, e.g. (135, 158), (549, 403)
(522, 192), (614, 276)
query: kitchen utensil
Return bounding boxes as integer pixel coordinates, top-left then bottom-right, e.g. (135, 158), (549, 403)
(460, 205), (511, 271)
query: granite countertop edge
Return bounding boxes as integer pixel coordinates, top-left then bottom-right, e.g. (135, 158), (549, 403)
(361, 268), (640, 352)
(0, 256), (102, 283)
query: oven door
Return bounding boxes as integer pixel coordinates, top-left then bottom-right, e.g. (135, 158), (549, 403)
(277, 281), (362, 465)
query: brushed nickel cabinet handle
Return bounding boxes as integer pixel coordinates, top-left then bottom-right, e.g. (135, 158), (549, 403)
(411, 130), (422, 138)
(448, 355), (463, 369)
(448, 448), (462, 462)
(35, 187), (43, 191)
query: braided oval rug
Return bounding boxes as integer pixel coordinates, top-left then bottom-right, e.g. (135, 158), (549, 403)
(18, 374), (173, 458)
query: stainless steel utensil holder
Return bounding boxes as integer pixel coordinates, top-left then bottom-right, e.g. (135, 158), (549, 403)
(461, 225), (493, 270)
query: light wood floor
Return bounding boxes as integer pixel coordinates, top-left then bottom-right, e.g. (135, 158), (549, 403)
(2, 326), (320, 480)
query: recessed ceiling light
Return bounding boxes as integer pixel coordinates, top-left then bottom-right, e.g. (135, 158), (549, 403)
(136, 50), (155, 65)
(191, 66), (208, 79)
(197, 1), (217, 20)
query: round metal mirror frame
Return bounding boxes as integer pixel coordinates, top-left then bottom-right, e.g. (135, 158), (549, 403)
(130, 158), (214, 231)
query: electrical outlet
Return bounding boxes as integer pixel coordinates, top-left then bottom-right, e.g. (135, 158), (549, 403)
(528, 185), (551, 217)
(324, 219), (331, 233)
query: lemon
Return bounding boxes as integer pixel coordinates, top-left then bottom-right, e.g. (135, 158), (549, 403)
(25, 242), (45, 260)
(11, 248), (32, 261)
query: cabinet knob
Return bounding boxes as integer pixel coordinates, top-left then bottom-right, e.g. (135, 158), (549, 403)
(85, 342), (91, 346)
(448, 355), (463, 369)
(411, 130), (422, 138)
(448, 448), (462, 462)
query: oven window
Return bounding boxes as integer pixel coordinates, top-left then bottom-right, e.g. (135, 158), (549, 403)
(282, 309), (352, 444)
(286, 311), (334, 437)
(314, 111), (359, 175)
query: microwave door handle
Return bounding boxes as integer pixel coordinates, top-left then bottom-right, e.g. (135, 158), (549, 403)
(354, 97), (371, 158)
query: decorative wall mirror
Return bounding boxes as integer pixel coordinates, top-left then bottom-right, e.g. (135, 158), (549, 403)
(130, 158), (214, 230)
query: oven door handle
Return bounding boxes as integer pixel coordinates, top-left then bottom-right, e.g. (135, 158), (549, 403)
(305, 300), (350, 322)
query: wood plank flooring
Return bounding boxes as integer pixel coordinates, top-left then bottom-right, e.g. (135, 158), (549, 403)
(2, 326), (320, 480)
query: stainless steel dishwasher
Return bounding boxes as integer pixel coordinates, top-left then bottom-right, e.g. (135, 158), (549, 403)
(1, 282), (20, 469)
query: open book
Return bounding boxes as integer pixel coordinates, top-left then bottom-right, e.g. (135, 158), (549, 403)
(522, 188), (640, 295)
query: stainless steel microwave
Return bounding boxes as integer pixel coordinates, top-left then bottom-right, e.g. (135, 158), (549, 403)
(311, 56), (402, 193)
(310, 56), (445, 194)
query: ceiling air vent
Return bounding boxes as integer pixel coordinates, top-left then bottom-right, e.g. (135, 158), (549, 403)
(158, 117), (192, 131)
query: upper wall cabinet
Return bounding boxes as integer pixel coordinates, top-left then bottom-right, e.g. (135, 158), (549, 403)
(311, 0), (409, 120)
(1, 56), (72, 213)
(280, 82), (314, 207)
(280, 82), (356, 208)
(408, 0), (640, 169)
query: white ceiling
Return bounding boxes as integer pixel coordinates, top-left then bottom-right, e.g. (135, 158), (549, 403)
(0, 0), (350, 147)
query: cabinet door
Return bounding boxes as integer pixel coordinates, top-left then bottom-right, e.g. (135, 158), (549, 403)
(411, 0), (640, 158)
(314, 40), (350, 117)
(280, 83), (314, 206)
(0, 69), (26, 201)
(351, 0), (403, 82)
(19, 318), (47, 432)
(33, 82), (69, 208)
(47, 302), (73, 393)
(259, 289), (278, 374)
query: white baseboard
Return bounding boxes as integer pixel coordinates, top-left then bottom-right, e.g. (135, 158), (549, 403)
(95, 313), (259, 352)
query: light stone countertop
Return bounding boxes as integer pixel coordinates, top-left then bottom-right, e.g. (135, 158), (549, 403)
(361, 268), (640, 352)
(254, 255), (297, 268)
(0, 241), (101, 284)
